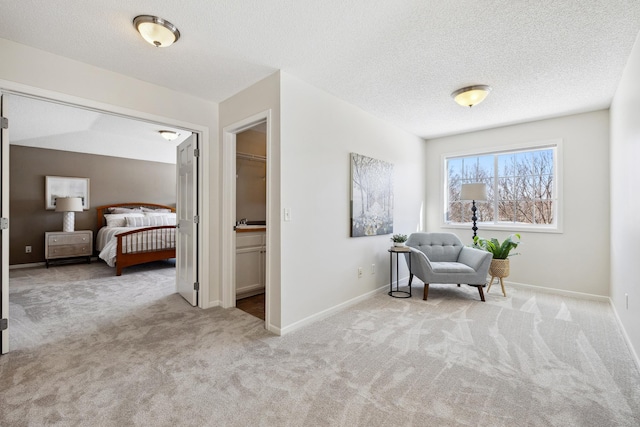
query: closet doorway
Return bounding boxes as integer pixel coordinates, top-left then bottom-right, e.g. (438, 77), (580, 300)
(234, 122), (266, 321)
(220, 110), (272, 331)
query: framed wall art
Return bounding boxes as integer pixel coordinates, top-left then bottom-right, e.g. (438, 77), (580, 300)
(350, 153), (393, 237)
(45, 176), (90, 210)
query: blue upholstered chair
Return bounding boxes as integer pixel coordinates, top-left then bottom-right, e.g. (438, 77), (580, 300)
(404, 232), (492, 301)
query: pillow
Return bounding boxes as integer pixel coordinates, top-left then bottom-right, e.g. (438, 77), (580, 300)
(125, 215), (176, 227)
(144, 212), (177, 219)
(107, 207), (143, 214)
(104, 213), (144, 228)
(141, 207), (172, 213)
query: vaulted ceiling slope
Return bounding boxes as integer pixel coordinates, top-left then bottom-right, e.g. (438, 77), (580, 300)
(1, 1), (639, 138)
(8, 95), (189, 164)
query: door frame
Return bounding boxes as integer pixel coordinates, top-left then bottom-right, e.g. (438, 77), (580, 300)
(1, 93), (8, 354)
(0, 80), (209, 311)
(221, 110), (271, 328)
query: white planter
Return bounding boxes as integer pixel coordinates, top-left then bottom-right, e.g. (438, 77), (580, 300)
(393, 242), (406, 247)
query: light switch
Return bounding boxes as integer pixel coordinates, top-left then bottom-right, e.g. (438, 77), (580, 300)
(284, 208), (291, 222)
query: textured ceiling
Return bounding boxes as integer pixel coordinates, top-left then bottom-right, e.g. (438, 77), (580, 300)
(1, 1), (639, 138)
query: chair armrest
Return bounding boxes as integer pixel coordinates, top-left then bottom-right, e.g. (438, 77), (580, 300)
(404, 247), (433, 273)
(458, 246), (492, 271)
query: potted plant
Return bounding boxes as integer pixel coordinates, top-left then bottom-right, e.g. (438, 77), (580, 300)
(473, 233), (521, 296)
(390, 234), (408, 247)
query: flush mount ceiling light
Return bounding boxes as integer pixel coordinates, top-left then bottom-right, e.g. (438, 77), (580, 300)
(451, 85), (492, 108)
(133, 15), (180, 47)
(159, 130), (180, 141)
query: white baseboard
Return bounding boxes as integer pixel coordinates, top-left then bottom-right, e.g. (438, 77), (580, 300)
(609, 298), (640, 372)
(504, 280), (609, 302)
(276, 277), (607, 336)
(9, 262), (46, 270)
(202, 299), (220, 309)
(236, 285), (265, 300)
(279, 283), (390, 336)
(266, 323), (281, 335)
(10, 257), (101, 270)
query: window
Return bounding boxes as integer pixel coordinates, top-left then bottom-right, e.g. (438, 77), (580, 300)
(445, 143), (559, 230)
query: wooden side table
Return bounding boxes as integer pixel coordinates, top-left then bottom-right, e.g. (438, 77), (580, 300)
(45, 230), (93, 267)
(388, 247), (411, 298)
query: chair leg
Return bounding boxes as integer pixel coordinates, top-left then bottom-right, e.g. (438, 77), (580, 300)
(477, 285), (486, 302)
(487, 276), (496, 293)
(423, 283), (430, 300)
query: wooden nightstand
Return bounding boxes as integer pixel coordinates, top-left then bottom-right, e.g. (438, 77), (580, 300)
(45, 230), (93, 267)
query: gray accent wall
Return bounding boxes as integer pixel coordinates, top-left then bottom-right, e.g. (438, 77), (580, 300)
(10, 145), (176, 265)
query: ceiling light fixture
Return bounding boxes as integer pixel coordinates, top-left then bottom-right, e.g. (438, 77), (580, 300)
(133, 15), (180, 48)
(159, 130), (180, 141)
(451, 85), (492, 108)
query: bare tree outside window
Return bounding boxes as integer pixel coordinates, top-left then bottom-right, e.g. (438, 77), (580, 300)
(446, 147), (556, 226)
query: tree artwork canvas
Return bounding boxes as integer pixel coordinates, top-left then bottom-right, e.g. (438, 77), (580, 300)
(350, 153), (393, 237)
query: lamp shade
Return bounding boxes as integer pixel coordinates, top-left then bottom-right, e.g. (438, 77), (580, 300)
(451, 85), (491, 108)
(55, 197), (83, 212)
(159, 130), (179, 141)
(460, 183), (487, 201)
(133, 15), (180, 48)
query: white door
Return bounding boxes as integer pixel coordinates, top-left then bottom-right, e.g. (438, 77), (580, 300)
(176, 134), (198, 306)
(1, 94), (9, 354)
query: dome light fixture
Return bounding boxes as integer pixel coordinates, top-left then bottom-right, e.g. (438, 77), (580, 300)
(133, 15), (180, 48)
(159, 130), (180, 141)
(451, 85), (492, 108)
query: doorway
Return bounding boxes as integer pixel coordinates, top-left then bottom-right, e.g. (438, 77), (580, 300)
(221, 111), (272, 329)
(235, 123), (267, 320)
(0, 89), (206, 354)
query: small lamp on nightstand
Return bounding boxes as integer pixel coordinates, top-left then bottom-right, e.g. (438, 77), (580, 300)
(55, 197), (83, 232)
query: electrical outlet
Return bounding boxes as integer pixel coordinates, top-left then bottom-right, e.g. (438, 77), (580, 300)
(25, 245), (32, 254)
(371, 264), (376, 275)
(358, 267), (363, 278)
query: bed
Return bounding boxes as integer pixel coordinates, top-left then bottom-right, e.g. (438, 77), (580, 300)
(95, 203), (177, 275)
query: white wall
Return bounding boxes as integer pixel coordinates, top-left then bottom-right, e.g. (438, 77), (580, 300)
(610, 32), (640, 362)
(425, 111), (610, 296)
(0, 38), (218, 307)
(279, 72), (426, 331)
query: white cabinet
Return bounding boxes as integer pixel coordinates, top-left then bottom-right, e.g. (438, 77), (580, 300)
(236, 230), (266, 297)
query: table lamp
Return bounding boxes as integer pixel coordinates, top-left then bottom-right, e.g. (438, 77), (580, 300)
(55, 197), (83, 232)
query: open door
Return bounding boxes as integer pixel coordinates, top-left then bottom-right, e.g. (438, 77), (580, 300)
(1, 94), (9, 354)
(176, 134), (199, 306)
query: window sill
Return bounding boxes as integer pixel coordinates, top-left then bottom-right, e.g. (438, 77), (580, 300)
(443, 223), (562, 234)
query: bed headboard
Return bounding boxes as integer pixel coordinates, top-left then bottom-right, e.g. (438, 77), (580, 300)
(95, 203), (176, 229)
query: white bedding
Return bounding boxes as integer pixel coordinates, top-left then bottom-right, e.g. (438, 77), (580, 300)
(96, 226), (176, 267)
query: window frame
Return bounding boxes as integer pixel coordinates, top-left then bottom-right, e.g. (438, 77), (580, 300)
(441, 139), (563, 234)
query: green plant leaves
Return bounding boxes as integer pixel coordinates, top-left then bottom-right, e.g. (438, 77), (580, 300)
(473, 233), (521, 259)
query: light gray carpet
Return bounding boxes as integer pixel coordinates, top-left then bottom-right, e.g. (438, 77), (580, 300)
(1, 263), (639, 426)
